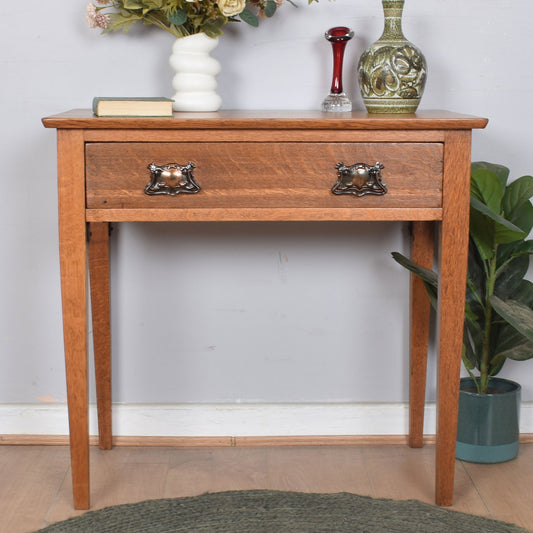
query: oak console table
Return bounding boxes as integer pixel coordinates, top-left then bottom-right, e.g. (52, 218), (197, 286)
(42, 110), (487, 509)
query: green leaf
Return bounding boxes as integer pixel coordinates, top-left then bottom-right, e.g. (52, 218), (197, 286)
(496, 340), (533, 362)
(471, 168), (503, 215)
(168, 9), (187, 26)
(391, 252), (438, 309)
(123, 0), (144, 9)
(510, 279), (533, 307)
(462, 337), (477, 371)
(508, 200), (533, 235)
(488, 353), (506, 376)
(471, 197), (526, 245)
(494, 255), (529, 298)
(467, 242), (485, 299)
(492, 281), (533, 367)
(494, 321), (529, 356)
(497, 239), (531, 266)
(103, 12), (142, 33)
(463, 311), (483, 366)
(469, 197), (526, 264)
(465, 252), (485, 350)
(202, 17), (226, 38)
(469, 208), (495, 262)
(144, 0), (163, 8)
(391, 252), (437, 287)
(264, 0), (277, 17)
(502, 175), (533, 219)
(490, 295), (533, 344)
(239, 8), (259, 26)
(472, 161), (509, 191)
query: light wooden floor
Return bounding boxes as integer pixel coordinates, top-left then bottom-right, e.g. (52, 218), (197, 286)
(1, 443), (532, 533)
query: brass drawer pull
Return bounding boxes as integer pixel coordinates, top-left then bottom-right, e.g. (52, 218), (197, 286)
(332, 161), (387, 197)
(145, 162), (200, 196)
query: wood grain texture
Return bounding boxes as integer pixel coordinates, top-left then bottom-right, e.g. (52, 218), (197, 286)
(82, 129), (447, 143)
(409, 221), (435, 448)
(435, 130), (473, 506)
(85, 142), (443, 210)
(4, 444), (533, 533)
(57, 129), (90, 510)
(4, 433), (533, 447)
(44, 111), (488, 510)
(0, 446), (72, 533)
(42, 109), (489, 131)
(88, 223), (112, 451)
(85, 207), (444, 222)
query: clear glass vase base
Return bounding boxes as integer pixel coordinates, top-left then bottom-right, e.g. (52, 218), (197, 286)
(322, 93), (352, 112)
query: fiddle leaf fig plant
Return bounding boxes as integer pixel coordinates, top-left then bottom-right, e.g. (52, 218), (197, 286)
(392, 162), (533, 394)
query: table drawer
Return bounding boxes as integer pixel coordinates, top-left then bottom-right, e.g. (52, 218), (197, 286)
(85, 142), (443, 210)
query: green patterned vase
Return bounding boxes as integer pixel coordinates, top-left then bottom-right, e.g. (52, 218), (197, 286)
(358, 0), (427, 113)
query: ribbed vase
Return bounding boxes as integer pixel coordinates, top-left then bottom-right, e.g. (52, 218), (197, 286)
(357, 0), (426, 113)
(169, 33), (222, 112)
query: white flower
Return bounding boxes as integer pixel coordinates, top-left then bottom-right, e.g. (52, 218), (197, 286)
(217, 0), (246, 17)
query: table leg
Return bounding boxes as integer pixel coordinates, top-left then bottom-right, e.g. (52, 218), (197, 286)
(57, 130), (90, 510)
(435, 131), (472, 506)
(409, 221), (435, 448)
(88, 222), (113, 450)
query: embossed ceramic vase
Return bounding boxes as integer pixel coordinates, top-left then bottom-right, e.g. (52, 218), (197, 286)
(169, 32), (222, 112)
(358, 0), (427, 113)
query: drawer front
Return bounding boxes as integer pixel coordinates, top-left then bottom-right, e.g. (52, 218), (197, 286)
(85, 142), (443, 209)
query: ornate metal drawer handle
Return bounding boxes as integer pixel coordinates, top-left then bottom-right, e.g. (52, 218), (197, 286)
(145, 162), (200, 196)
(331, 161), (387, 197)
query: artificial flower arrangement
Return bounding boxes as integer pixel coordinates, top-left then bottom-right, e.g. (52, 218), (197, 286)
(87, 0), (321, 38)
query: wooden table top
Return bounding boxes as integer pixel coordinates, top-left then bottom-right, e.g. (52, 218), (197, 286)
(42, 109), (489, 131)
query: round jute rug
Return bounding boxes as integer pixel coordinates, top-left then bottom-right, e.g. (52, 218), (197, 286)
(35, 490), (531, 533)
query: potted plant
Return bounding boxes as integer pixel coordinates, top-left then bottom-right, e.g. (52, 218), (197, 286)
(392, 162), (533, 463)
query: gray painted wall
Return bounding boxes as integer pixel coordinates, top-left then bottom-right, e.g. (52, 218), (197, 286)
(2, 0), (533, 411)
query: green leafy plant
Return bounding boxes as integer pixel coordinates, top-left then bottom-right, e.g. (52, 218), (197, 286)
(86, 0), (323, 38)
(393, 162), (533, 393)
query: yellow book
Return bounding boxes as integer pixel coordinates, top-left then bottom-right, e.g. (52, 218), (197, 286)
(92, 97), (174, 117)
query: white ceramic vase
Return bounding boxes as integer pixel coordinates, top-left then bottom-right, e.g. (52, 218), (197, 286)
(169, 32), (222, 112)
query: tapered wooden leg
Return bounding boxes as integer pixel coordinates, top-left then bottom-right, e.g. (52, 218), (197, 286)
(88, 222), (112, 450)
(409, 221), (435, 448)
(57, 130), (90, 510)
(435, 131), (472, 506)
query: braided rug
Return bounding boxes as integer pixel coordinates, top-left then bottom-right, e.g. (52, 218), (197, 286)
(36, 490), (531, 533)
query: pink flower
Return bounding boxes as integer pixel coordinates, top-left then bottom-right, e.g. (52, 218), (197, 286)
(86, 3), (110, 29)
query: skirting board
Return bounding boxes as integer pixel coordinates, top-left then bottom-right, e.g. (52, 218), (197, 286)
(1, 402), (533, 440)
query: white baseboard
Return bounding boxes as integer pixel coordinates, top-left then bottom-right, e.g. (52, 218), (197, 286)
(1, 402), (533, 437)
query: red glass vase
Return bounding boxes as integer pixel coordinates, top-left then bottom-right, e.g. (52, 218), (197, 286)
(322, 26), (354, 112)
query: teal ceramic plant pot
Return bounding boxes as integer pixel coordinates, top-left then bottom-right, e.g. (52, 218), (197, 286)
(456, 377), (521, 463)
